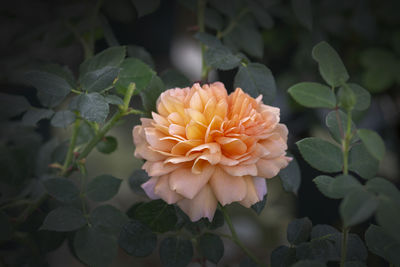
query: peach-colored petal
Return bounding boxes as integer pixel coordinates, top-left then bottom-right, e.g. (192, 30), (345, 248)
(141, 177), (160, 200)
(169, 164), (215, 199)
(144, 128), (176, 152)
(256, 156), (291, 178)
(239, 176), (262, 208)
(177, 184), (217, 221)
(142, 161), (180, 176)
(154, 175), (183, 204)
(135, 143), (165, 161)
(253, 177), (267, 201)
(221, 164), (257, 176)
(209, 167), (247, 205)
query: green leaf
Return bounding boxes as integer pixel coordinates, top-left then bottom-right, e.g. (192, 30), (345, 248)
(76, 120), (95, 145)
(0, 93), (30, 120)
(249, 1), (273, 29)
(104, 94), (124, 105)
(365, 224), (400, 266)
(349, 143), (379, 179)
(134, 199), (177, 233)
(96, 136), (118, 154)
(287, 217), (312, 245)
(43, 177), (80, 203)
(139, 75), (165, 113)
(234, 63), (277, 104)
(279, 156), (301, 195)
(312, 41), (349, 87)
(22, 108), (54, 126)
(357, 129), (385, 161)
(346, 234), (368, 262)
(270, 245), (297, 267)
(288, 82), (336, 108)
(365, 178), (400, 205)
(24, 70), (72, 107)
(80, 66), (120, 93)
(325, 110), (357, 144)
(40, 206), (86, 231)
(297, 137), (343, 172)
(79, 46), (126, 76)
(131, 0), (160, 17)
(90, 205), (129, 236)
(38, 63), (76, 88)
(128, 169), (150, 196)
(375, 197), (400, 243)
(160, 69), (191, 89)
(234, 23), (264, 58)
(291, 0), (313, 31)
(127, 45), (155, 68)
(118, 219), (157, 257)
(313, 174), (361, 199)
(0, 212), (13, 241)
(159, 237), (193, 267)
(347, 83), (371, 111)
(194, 32), (223, 48)
(78, 93), (109, 123)
(115, 57), (155, 95)
(340, 188), (378, 227)
(240, 257), (258, 267)
(74, 226), (117, 267)
(205, 46), (241, 70)
(337, 84), (356, 111)
(251, 194), (267, 215)
(198, 233), (224, 264)
(313, 175), (342, 199)
(86, 175), (122, 202)
(50, 110), (76, 128)
(310, 224), (339, 239)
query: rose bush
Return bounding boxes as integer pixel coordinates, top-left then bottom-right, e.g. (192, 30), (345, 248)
(133, 82), (290, 221)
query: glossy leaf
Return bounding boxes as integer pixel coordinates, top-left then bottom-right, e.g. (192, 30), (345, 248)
(205, 46), (241, 70)
(349, 143), (379, 179)
(279, 156), (301, 195)
(357, 129), (385, 161)
(313, 174), (362, 200)
(90, 205), (129, 236)
(80, 66), (120, 93)
(234, 63), (277, 104)
(325, 110), (357, 144)
(312, 41), (349, 87)
(43, 177), (79, 203)
(365, 224), (400, 266)
(134, 199), (177, 233)
(86, 175), (122, 202)
(159, 237), (193, 267)
(40, 206), (86, 231)
(79, 46), (125, 76)
(50, 110), (76, 128)
(297, 137), (343, 172)
(347, 83), (371, 111)
(118, 220), (157, 257)
(127, 45), (155, 67)
(288, 82), (336, 108)
(78, 93), (109, 123)
(139, 75), (165, 112)
(104, 94), (124, 106)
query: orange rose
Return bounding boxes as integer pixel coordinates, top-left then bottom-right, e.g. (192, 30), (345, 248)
(133, 82), (291, 221)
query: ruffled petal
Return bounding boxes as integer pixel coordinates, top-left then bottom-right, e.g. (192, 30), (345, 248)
(154, 175), (183, 204)
(239, 176), (262, 208)
(256, 156), (291, 178)
(209, 167), (247, 205)
(141, 177), (160, 200)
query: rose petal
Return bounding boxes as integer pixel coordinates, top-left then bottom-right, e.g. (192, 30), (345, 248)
(209, 167), (247, 205)
(141, 177), (160, 200)
(239, 176), (262, 208)
(154, 175), (183, 204)
(256, 156), (290, 178)
(142, 161), (180, 176)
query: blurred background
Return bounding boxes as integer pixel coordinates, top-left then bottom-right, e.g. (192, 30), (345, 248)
(0, 0), (399, 266)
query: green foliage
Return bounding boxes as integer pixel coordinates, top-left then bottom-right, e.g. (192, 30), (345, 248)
(296, 137), (343, 172)
(86, 175), (122, 202)
(139, 75), (165, 113)
(278, 156), (301, 195)
(43, 177), (80, 203)
(287, 217), (312, 245)
(77, 93), (110, 123)
(80, 66), (120, 93)
(271, 245), (297, 267)
(22, 108), (54, 126)
(159, 237), (193, 267)
(104, 94), (124, 106)
(118, 220), (157, 257)
(128, 169), (150, 195)
(133, 199), (178, 233)
(337, 84), (356, 111)
(325, 110), (358, 144)
(291, 0), (313, 31)
(198, 233), (224, 264)
(127, 45), (155, 67)
(288, 82), (336, 108)
(375, 197), (400, 243)
(313, 174), (362, 199)
(89, 205), (129, 236)
(96, 136), (118, 154)
(345, 84), (371, 111)
(74, 226), (118, 267)
(0, 93), (30, 120)
(251, 194), (267, 215)
(365, 225), (400, 266)
(160, 69), (191, 89)
(50, 110), (76, 128)
(79, 46), (125, 76)
(349, 143), (379, 179)
(40, 206), (86, 232)
(234, 63), (277, 104)
(357, 129), (385, 161)
(339, 188), (378, 227)
(312, 41), (349, 87)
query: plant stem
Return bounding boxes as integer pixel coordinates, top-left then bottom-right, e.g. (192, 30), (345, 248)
(197, 0), (209, 82)
(77, 164), (91, 226)
(61, 118), (81, 176)
(342, 110), (352, 175)
(340, 227), (349, 267)
(220, 206), (264, 266)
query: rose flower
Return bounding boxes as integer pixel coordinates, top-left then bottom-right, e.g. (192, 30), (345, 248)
(133, 82), (291, 221)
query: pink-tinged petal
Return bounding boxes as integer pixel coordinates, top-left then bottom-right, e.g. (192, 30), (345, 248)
(219, 155), (239, 166)
(135, 144), (165, 161)
(144, 127), (176, 151)
(186, 142), (220, 156)
(141, 177), (161, 200)
(275, 123), (289, 142)
(169, 164), (215, 199)
(256, 156), (290, 178)
(253, 177), (267, 200)
(142, 161), (180, 176)
(169, 124), (186, 136)
(209, 167), (247, 205)
(239, 176), (262, 208)
(177, 184), (217, 222)
(152, 112), (169, 126)
(140, 118), (154, 127)
(216, 137), (247, 155)
(164, 153), (200, 164)
(171, 140), (203, 155)
(154, 175), (183, 204)
(259, 135), (287, 159)
(221, 164), (257, 176)
(168, 112), (185, 125)
(190, 91), (204, 112)
(132, 125), (145, 145)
